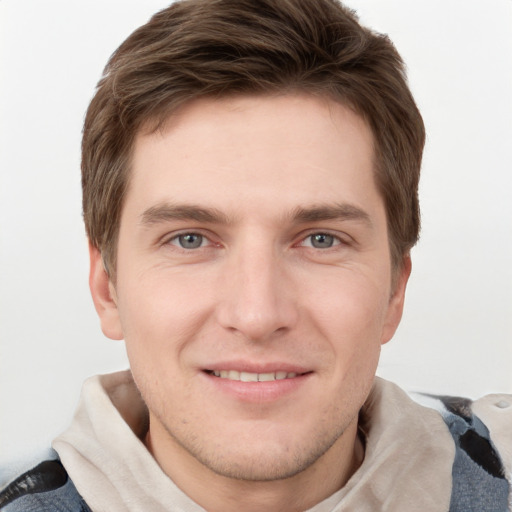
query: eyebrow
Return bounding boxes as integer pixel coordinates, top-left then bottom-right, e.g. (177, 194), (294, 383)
(140, 202), (372, 227)
(291, 203), (372, 226)
(140, 203), (230, 226)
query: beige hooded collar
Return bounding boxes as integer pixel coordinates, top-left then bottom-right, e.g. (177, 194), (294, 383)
(53, 371), (454, 512)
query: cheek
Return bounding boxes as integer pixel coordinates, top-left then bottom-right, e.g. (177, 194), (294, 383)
(304, 271), (390, 366)
(310, 280), (385, 414)
(118, 275), (207, 416)
(310, 269), (389, 330)
(116, 268), (216, 362)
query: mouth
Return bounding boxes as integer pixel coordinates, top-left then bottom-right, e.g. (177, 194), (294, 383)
(204, 370), (305, 382)
(202, 366), (312, 402)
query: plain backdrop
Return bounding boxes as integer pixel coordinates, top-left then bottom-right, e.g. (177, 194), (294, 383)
(1, 0), (511, 478)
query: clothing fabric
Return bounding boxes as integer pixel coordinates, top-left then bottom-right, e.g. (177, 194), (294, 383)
(411, 393), (510, 511)
(1, 371), (511, 511)
(0, 459), (91, 512)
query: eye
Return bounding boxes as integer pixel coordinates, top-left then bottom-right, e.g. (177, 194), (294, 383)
(170, 233), (207, 249)
(302, 233), (341, 249)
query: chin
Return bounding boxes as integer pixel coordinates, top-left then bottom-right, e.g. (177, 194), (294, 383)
(167, 419), (349, 482)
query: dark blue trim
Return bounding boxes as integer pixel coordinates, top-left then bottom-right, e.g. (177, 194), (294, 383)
(0, 459), (91, 512)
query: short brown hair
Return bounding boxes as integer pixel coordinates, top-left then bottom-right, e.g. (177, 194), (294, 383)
(82, 0), (425, 278)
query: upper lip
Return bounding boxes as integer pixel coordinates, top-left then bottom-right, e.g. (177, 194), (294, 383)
(202, 361), (311, 374)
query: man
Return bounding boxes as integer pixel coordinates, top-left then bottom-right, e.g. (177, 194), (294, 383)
(1, 0), (510, 510)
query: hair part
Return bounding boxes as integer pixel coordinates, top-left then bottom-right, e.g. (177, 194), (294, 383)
(82, 0), (425, 280)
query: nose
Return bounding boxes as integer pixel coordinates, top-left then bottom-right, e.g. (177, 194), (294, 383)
(215, 241), (299, 342)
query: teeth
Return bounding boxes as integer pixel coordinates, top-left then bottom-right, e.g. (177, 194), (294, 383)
(258, 372), (275, 382)
(210, 370), (300, 381)
(240, 371), (258, 382)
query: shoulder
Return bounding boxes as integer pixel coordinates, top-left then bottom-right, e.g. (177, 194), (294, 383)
(412, 390), (512, 511)
(0, 458), (91, 512)
(472, 393), (512, 478)
(414, 391), (512, 475)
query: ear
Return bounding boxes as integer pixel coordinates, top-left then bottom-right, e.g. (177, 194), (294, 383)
(380, 254), (412, 345)
(89, 243), (124, 340)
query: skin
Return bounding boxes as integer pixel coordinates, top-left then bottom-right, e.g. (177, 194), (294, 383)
(90, 94), (410, 512)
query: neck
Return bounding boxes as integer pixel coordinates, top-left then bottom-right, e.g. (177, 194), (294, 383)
(145, 419), (364, 512)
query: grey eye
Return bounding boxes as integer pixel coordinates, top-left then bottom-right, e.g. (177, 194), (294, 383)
(178, 233), (204, 249)
(310, 233), (335, 249)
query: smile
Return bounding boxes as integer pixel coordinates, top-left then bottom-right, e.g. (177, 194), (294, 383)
(207, 370), (300, 382)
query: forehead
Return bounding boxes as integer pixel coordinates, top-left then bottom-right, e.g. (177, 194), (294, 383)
(126, 94), (379, 218)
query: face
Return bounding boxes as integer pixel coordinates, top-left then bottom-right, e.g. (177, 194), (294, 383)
(91, 94), (409, 485)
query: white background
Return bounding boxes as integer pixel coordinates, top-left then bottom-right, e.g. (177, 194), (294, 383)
(1, 0), (511, 477)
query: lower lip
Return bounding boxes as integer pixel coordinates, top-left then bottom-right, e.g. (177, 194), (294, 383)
(201, 371), (311, 403)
